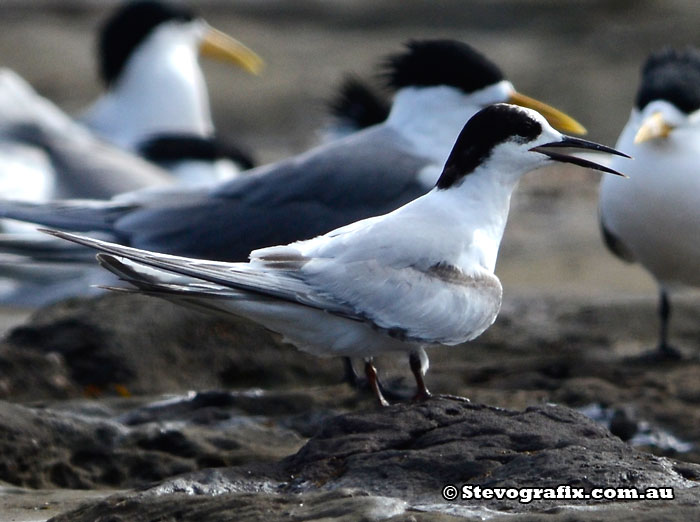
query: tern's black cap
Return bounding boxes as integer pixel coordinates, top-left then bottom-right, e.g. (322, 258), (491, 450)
(99, 0), (196, 86)
(382, 40), (505, 95)
(437, 104), (541, 189)
(636, 47), (700, 114)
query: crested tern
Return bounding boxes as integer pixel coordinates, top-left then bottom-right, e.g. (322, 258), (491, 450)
(319, 75), (391, 143)
(0, 39), (586, 262)
(82, 0), (262, 177)
(45, 104), (629, 405)
(599, 46), (700, 359)
(0, 0), (262, 205)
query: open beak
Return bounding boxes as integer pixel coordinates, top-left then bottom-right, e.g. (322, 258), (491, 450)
(530, 136), (631, 177)
(509, 91), (587, 135)
(200, 26), (264, 75)
(634, 112), (673, 143)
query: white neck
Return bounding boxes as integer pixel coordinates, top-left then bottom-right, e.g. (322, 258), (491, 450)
(450, 169), (518, 273)
(82, 21), (214, 151)
(396, 164), (519, 276)
(386, 80), (514, 165)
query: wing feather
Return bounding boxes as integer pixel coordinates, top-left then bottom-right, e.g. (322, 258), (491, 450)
(48, 229), (503, 345)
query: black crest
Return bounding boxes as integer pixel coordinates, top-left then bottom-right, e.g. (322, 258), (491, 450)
(99, 0), (195, 86)
(636, 47), (700, 114)
(382, 40), (504, 94)
(327, 76), (391, 130)
(436, 104), (542, 189)
(139, 134), (256, 169)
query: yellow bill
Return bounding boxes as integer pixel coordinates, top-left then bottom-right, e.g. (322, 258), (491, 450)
(509, 91), (587, 135)
(634, 112), (672, 143)
(200, 27), (264, 75)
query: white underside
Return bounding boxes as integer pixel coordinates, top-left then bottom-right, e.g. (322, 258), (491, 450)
(190, 295), (427, 358)
(600, 105), (700, 289)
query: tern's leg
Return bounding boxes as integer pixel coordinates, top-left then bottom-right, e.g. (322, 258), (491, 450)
(410, 349), (431, 401)
(364, 358), (390, 407)
(657, 289), (682, 360)
(344, 357), (413, 401)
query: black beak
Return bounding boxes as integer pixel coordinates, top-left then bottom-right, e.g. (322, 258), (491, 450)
(530, 136), (631, 177)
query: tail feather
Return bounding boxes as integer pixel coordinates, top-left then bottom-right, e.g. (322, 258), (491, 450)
(96, 252), (195, 287)
(96, 253), (249, 319)
(96, 253), (241, 297)
(44, 229), (352, 319)
(0, 199), (135, 232)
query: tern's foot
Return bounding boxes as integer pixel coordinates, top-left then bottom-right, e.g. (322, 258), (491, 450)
(363, 359), (401, 407)
(343, 358), (415, 402)
(657, 343), (684, 361)
(628, 344), (684, 363)
(412, 387), (431, 402)
(362, 376), (415, 402)
(435, 394), (471, 403)
(375, 393), (390, 408)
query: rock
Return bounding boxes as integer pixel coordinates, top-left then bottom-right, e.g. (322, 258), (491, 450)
(0, 387), (361, 490)
(47, 398), (700, 521)
(0, 293), (345, 400)
(4, 292), (700, 464)
(610, 407), (640, 441)
(0, 345), (77, 401)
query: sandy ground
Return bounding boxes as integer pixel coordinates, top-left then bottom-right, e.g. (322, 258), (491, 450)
(0, 485), (112, 522)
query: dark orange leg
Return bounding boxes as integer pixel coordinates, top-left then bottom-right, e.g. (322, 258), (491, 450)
(364, 358), (390, 407)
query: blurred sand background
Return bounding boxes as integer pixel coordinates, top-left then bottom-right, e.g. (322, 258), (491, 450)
(0, 0), (699, 307)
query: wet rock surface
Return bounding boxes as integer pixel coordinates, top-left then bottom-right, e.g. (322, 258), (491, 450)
(0, 292), (699, 520)
(46, 398), (700, 521)
(0, 294), (344, 401)
(0, 389), (331, 491)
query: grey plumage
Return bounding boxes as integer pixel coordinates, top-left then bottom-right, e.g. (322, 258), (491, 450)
(0, 39), (589, 307)
(0, 125), (430, 261)
(0, 69), (174, 200)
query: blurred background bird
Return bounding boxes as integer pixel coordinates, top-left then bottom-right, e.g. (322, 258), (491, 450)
(0, 0), (263, 211)
(318, 75), (390, 143)
(82, 0), (262, 182)
(0, 39), (586, 307)
(599, 46), (700, 359)
(0, 0), (265, 301)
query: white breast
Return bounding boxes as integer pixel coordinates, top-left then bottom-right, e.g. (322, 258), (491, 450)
(600, 112), (700, 288)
